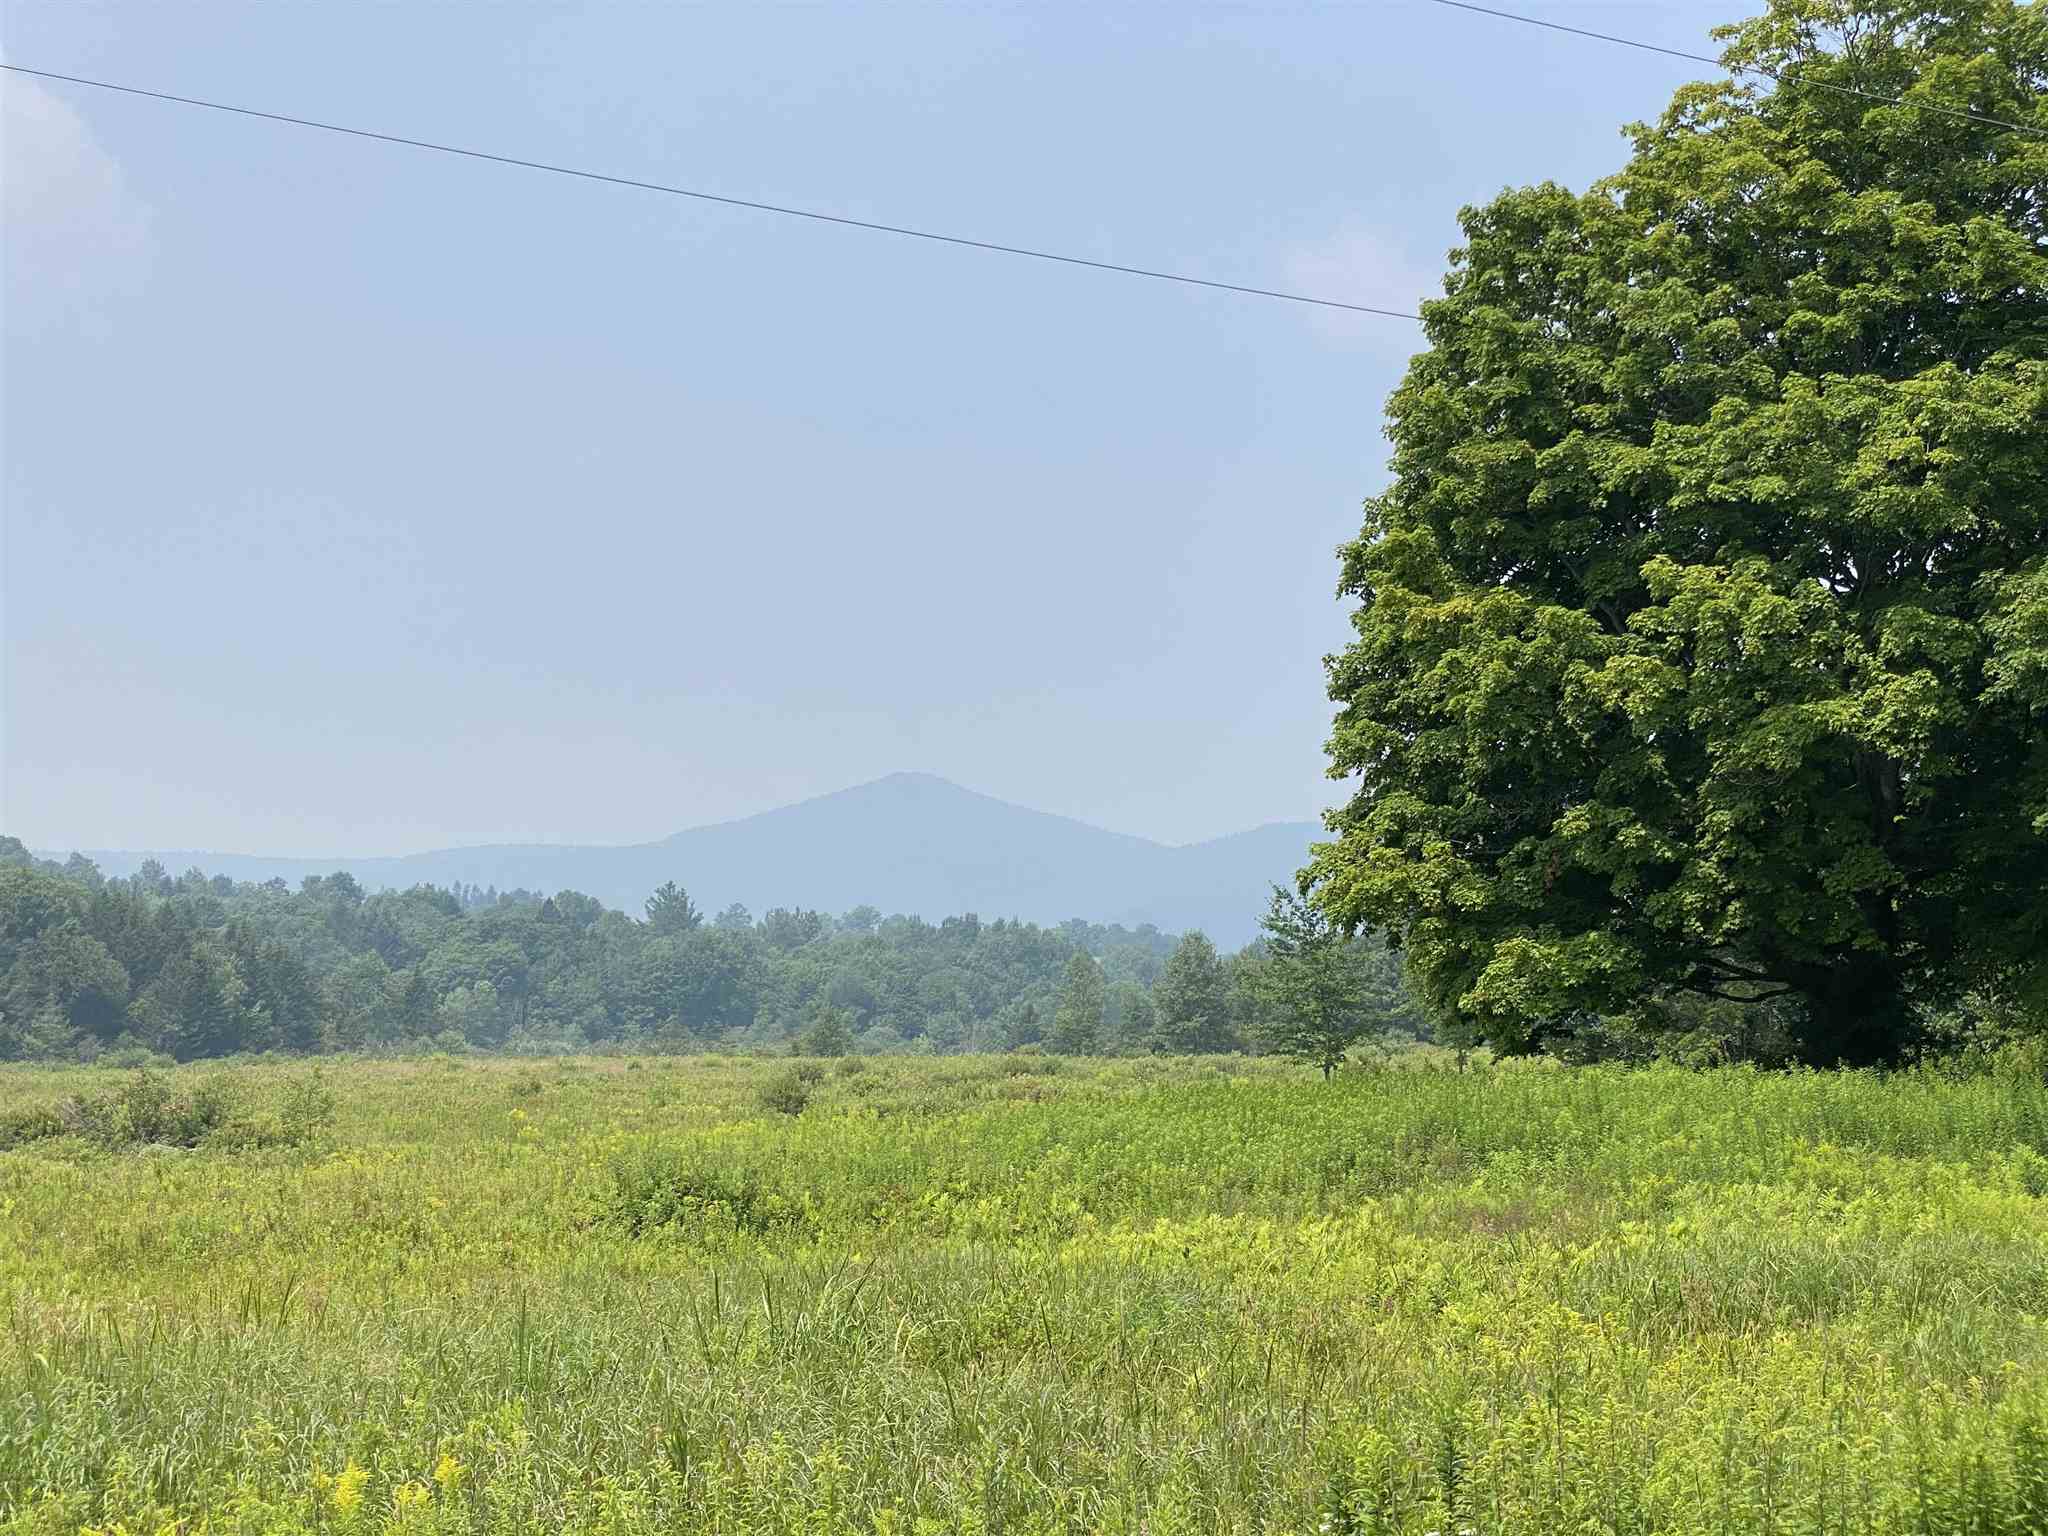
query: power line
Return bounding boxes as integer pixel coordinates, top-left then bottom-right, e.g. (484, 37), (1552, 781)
(1425, 0), (2048, 139)
(0, 62), (1423, 322)
(10, 14), (2036, 326)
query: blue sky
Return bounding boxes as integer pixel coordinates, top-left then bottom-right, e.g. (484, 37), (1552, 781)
(3, 0), (1748, 856)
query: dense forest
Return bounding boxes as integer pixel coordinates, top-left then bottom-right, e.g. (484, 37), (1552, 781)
(0, 836), (1420, 1062)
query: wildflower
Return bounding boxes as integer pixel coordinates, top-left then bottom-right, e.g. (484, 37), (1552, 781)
(331, 1458), (368, 1515)
(433, 1452), (466, 1492)
(393, 1480), (431, 1513)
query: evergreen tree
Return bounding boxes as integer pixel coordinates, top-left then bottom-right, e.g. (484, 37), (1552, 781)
(1150, 933), (1238, 1054)
(1048, 952), (1106, 1054)
(644, 881), (703, 935)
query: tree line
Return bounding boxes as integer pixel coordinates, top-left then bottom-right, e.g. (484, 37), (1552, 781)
(0, 839), (1421, 1065)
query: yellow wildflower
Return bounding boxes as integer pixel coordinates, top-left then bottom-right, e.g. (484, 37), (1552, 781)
(331, 1458), (368, 1515)
(393, 1480), (431, 1513)
(433, 1452), (466, 1492)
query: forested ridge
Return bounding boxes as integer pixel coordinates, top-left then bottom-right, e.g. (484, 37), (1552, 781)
(0, 836), (1419, 1062)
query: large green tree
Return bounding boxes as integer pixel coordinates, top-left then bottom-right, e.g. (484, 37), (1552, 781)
(1312, 0), (2046, 1066)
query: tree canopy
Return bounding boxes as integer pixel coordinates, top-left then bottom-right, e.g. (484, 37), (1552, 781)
(1311, 0), (2047, 1065)
(0, 840), (1318, 1062)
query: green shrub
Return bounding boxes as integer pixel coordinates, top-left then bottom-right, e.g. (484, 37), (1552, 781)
(66, 1069), (241, 1148)
(757, 1067), (813, 1115)
(0, 1102), (64, 1149)
(97, 1042), (174, 1071)
(600, 1149), (810, 1237)
(55, 1068), (334, 1152)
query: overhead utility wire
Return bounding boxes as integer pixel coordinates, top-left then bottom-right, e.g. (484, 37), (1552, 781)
(0, 62), (1421, 322)
(1425, 0), (2048, 138)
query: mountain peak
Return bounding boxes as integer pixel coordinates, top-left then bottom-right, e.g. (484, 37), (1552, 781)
(62, 776), (1321, 942)
(866, 770), (967, 791)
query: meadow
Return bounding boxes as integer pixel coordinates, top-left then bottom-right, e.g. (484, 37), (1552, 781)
(3, 1051), (2047, 1535)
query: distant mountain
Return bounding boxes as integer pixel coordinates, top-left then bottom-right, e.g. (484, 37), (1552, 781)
(50, 773), (1324, 944)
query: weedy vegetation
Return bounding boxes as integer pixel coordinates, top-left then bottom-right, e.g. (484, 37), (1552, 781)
(3, 1050), (2047, 1533)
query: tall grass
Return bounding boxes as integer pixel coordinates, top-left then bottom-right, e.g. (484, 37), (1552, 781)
(2, 1052), (2045, 1532)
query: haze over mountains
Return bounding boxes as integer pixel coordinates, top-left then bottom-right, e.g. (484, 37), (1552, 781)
(50, 774), (1323, 945)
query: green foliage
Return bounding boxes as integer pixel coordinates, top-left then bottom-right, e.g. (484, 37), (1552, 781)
(0, 1101), (64, 1150)
(791, 1005), (856, 1058)
(275, 1069), (339, 1147)
(1149, 932), (1240, 1054)
(0, 857), (1219, 1062)
(643, 880), (703, 935)
(1312, 0), (2048, 1067)
(757, 1065), (815, 1115)
(4, 1051), (2048, 1532)
(1108, 980), (1156, 1054)
(760, 907), (828, 951)
(1243, 886), (1416, 1077)
(1046, 951), (1106, 1054)
(997, 999), (1044, 1050)
(1, 922), (128, 1046)
(61, 1068), (240, 1148)
(601, 1148), (810, 1237)
(43, 1067), (332, 1150)
(1547, 990), (1811, 1067)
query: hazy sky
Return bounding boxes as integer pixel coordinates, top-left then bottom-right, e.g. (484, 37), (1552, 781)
(3, 0), (1748, 856)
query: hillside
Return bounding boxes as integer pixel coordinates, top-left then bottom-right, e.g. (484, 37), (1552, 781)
(53, 774), (1321, 943)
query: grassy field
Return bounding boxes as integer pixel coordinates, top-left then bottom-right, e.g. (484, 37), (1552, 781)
(3, 1052), (2047, 1534)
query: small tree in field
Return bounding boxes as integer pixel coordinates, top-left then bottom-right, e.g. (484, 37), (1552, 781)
(1149, 933), (1239, 1054)
(1250, 887), (1384, 1079)
(1048, 952), (1105, 1054)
